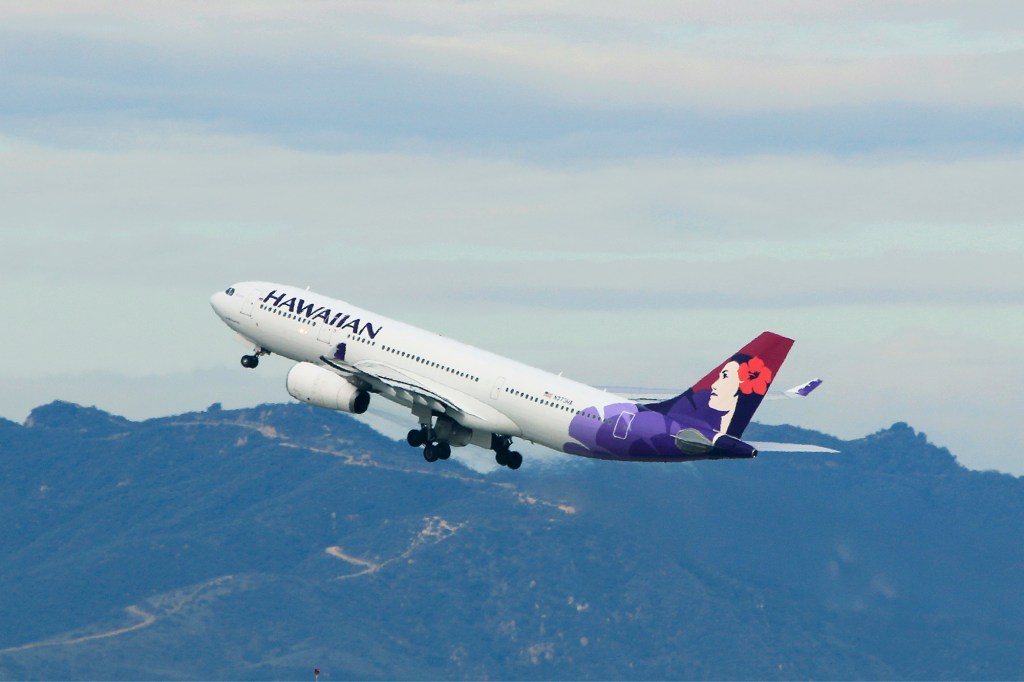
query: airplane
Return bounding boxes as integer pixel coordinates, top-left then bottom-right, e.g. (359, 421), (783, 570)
(210, 282), (827, 470)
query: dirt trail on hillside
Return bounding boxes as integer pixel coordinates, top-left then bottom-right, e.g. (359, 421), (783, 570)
(325, 546), (382, 579)
(0, 606), (156, 654)
(0, 575), (235, 655)
(326, 516), (467, 580)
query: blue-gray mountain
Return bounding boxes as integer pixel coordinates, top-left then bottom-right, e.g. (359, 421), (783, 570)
(0, 402), (1021, 680)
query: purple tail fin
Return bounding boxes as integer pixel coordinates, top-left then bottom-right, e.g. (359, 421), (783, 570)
(649, 332), (794, 438)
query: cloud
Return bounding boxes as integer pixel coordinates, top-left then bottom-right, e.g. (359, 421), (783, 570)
(3, 134), (1021, 280)
(1, 4), (1023, 476)
(2, 3), (1024, 158)
(2, 134), (1020, 362)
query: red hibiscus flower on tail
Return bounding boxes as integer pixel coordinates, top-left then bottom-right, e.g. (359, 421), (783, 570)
(738, 357), (772, 395)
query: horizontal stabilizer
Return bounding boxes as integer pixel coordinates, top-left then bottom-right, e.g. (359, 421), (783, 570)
(749, 441), (839, 453)
(618, 378), (823, 404)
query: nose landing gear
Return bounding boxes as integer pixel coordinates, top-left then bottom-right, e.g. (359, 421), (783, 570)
(240, 348), (270, 369)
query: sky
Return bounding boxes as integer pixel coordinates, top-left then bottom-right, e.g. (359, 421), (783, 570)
(1, 1), (1022, 475)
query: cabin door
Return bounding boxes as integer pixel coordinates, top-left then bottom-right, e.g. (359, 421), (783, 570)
(317, 321), (335, 344)
(490, 377), (506, 401)
(613, 412), (635, 439)
(240, 290), (256, 317)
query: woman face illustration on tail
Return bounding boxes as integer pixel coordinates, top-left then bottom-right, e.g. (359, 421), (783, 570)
(707, 355), (774, 437)
(709, 361), (741, 413)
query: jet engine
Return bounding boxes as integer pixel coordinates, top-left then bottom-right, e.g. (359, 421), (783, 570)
(286, 362), (370, 414)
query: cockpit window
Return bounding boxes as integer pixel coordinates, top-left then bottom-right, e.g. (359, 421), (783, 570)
(225, 287), (236, 296)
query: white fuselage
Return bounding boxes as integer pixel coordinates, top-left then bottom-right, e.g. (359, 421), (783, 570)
(210, 281), (626, 454)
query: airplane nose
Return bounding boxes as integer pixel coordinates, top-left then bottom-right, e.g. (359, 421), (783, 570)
(210, 291), (230, 317)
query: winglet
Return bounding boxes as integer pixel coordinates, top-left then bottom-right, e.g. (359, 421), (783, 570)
(787, 378), (822, 398)
(764, 378), (823, 401)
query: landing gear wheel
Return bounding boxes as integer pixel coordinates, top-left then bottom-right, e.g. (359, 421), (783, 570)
(436, 442), (452, 460)
(407, 429), (426, 448)
(423, 444), (440, 463)
(240, 354), (259, 369)
(493, 447), (522, 469)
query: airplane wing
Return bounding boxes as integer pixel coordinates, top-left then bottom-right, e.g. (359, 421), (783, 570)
(613, 389), (677, 404)
(318, 354), (523, 436)
(605, 378), (823, 405)
(319, 355), (480, 418)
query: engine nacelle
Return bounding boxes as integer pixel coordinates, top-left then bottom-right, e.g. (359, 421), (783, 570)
(286, 362), (370, 414)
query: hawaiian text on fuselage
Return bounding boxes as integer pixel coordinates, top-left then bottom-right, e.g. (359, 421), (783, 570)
(263, 290), (382, 339)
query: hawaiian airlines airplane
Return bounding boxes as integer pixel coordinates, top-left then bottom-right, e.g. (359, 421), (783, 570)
(210, 282), (824, 470)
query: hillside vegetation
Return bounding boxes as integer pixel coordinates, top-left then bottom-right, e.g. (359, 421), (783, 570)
(0, 402), (1021, 680)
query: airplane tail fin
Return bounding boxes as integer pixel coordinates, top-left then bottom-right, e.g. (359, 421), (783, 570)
(648, 332), (794, 438)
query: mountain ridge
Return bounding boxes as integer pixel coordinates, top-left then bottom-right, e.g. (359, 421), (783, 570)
(1, 401), (1021, 680)
(15, 400), (979, 476)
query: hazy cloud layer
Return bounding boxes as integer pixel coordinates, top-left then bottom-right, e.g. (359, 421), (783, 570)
(1, 2), (1022, 475)
(3, 3), (1024, 157)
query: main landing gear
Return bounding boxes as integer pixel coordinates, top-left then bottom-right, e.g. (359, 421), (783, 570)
(404, 415), (523, 471)
(407, 426), (452, 462)
(240, 349), (270, 369)
(491, 435), (523, 470)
